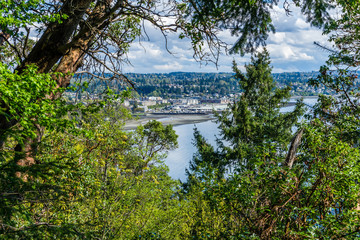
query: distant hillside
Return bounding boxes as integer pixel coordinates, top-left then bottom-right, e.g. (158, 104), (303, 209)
(272, 71), (319, 85)
(125, 71), (324, 97)
(72, 71), (330, 98)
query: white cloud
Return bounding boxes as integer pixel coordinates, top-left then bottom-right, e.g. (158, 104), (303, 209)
(129, 42), (162, 58)
(268, 44), (314, 61)
(298, 53), (314, 61)
(295, 18), (309, 29)
(276, 45), (296, 59)
(269, 32), (286, 44)
(154, 62), (183, 71)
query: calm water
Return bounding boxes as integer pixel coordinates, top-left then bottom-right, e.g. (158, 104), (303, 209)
(165, 120), (219, 181)
(164, 97), (318, 181)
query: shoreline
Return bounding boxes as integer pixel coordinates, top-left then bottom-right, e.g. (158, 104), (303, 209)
(124, 97), (318, 130)
(124, 114), (216, 130)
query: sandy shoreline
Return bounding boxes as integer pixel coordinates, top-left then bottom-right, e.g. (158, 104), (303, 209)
(124, 114), (216, 130)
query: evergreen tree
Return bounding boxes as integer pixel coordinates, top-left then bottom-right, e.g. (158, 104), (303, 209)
(184, 50), (308, 238)
(186, 49), (304, 180)
(218, 49), (304, 170)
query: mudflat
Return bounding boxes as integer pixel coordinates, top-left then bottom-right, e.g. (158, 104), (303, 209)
(124, 114), (216, 130)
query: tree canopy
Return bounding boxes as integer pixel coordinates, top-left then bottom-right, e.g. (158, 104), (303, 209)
(2, 0), (360, 239)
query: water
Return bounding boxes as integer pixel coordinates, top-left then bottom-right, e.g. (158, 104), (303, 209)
(164, 97), (318, 181)
(165, 120), (219, 181)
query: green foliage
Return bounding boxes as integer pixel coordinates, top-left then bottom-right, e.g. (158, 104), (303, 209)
(0, 0), (64, 37)
(0, 63), (73, 143)
(219, 50), (304, 161)
(297, 3), (360, 236)
(107, 16), (142, 56)
(0, 96), (189, 238)
(309, 1), (360, 146)
(0, 64), (83, 238)
(187, 50), (304, 176)
(1, 0), (357, 239)
(133, 120), (178, 162)
(186, 0), (334, 55)
(183, 49), (357, 239)
(186, 131), (360, 238)
(50, 110), (185, 239)
(0, 62), (188, 238)
(184, 2), (360, 238)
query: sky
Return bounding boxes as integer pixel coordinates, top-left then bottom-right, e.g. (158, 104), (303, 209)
(122, 4), (332, 74)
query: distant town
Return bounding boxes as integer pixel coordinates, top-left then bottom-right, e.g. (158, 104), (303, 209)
(65, 71), (353, 114)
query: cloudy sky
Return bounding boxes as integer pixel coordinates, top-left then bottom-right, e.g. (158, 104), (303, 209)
(122, 4), (331, 74)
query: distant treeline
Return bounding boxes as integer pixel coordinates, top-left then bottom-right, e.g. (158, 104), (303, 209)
(72, 71), (332, 98)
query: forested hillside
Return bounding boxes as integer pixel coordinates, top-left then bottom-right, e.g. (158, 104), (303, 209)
(127, 71), (323, 97)
(75, 71), (329, 98)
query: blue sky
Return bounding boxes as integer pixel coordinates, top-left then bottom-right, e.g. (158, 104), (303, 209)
(122, 4), (331, 74)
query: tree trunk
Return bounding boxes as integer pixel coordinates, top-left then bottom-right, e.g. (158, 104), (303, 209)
(53, 0), (115, 91)
(17, 0), (94, 74)
(1, 0), (118, 168)
(0, 0), (94, 148)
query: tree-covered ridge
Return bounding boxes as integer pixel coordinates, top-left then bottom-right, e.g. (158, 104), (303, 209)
(127, 72), (238, 97)
(77, 71), (336, 98)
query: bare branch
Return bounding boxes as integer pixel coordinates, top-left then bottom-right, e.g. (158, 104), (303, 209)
(284, 128), (304, 169)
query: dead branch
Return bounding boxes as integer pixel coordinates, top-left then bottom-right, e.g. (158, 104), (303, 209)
(285, 128), (304, 169)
